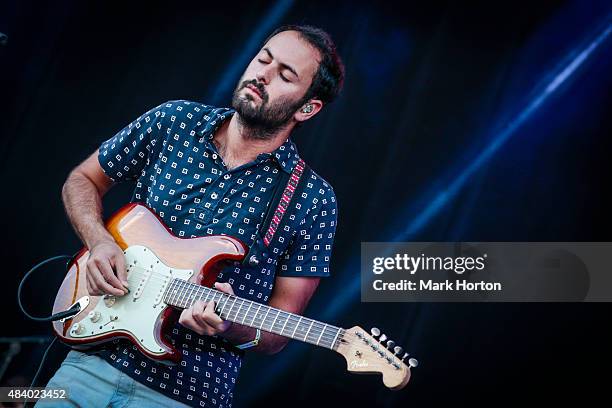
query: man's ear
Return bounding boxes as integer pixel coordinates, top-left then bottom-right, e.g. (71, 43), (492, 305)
(294, 99), (323, 123)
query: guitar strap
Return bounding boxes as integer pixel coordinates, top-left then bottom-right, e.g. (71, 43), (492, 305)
(242, 157), (310, 266)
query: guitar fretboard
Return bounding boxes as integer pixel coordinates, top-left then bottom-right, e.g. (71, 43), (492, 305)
(163, 278), (343, 350)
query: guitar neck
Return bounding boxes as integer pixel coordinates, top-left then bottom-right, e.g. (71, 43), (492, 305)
(163, 278), (344, 350)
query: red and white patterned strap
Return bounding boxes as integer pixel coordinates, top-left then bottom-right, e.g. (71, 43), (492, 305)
(263, 158), (306, 246)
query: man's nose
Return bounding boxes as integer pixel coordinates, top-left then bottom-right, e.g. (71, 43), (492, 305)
(255, 65), (273, 85)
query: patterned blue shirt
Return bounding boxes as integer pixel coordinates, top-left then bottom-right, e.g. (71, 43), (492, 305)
(94, 100), (338, 407)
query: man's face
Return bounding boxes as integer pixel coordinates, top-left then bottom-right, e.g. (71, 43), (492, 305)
(232, 30), (321, 137)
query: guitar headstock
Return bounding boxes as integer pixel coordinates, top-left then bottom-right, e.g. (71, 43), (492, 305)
(335, 326), (418, 390)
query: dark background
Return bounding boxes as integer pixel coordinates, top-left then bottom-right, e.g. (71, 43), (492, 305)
(1, 0), (611, 406)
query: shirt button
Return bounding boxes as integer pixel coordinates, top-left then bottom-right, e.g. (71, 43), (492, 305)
(211, 192), (218, 199)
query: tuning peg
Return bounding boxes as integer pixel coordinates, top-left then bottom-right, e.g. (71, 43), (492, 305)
(393, 345), (403, 355)
(379, 333), (387, 343)
(386, 340), (395, 350)
(401, 352), (409, 361)
(408, 358), (419, 368)
(370, 327), (380, 338)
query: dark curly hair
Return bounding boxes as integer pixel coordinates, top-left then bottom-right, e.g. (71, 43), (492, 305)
(264, 25), (345, 106)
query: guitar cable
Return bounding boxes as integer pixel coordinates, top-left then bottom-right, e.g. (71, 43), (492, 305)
(16, 254), (77, 407)
(17, 254), (80, 322)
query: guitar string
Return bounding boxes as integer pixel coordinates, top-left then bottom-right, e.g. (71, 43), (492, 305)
(120, 265), (343, 340)
(79, 263), (405, 367)
(122, 266), (340, 340)
(165, 276), (345, 347)
(167, 277), (346, 346)
(96, 267), (344, 347)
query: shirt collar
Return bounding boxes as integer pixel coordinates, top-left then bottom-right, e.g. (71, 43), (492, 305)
(199, 107), (301, 174)
(267, 137), (301, 174)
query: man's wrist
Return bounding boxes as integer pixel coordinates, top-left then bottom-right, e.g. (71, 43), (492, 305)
(85, 231), (116, 249)
(235, 328), (261, 350)
(222, 325), (260, 350)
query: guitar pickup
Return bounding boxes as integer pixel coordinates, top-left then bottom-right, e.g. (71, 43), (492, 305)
(132, 266), (152, 300)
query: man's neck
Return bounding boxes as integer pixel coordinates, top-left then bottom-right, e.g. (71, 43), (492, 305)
(213, 114), (293, 170)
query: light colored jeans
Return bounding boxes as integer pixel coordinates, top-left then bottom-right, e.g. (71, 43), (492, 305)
(35, 350), (190, 407)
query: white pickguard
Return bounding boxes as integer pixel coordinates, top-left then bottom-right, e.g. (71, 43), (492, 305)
(68, 245), (193, 355)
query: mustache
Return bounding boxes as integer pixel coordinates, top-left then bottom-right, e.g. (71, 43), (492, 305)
(240, 79), (268, 101)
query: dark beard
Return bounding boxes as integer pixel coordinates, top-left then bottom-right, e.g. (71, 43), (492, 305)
(231, 79), (306, 140)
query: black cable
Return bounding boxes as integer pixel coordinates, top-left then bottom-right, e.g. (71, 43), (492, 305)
(17, 255), (79, 322)
(17, 255), (76, 407)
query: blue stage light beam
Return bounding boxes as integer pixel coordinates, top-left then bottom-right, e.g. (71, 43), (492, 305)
(243, 21), (612, 402)
(206, 0), (295, 104)
(398, 21), (612, 240)
(331, 21), (612, 318)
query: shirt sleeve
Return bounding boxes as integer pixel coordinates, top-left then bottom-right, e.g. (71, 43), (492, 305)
(98, 102), (167, 182)
(276, 185), (338, 278)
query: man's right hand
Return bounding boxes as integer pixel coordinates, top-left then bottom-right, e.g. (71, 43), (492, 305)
(85, 240), (129, 296)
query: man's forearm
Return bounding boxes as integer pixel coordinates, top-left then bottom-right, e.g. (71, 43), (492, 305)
(62, 170), (113, 248)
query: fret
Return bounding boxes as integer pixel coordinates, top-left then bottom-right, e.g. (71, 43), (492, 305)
(183, 281), (194, 308)
(186, 284), (197, 307)
(260, 306), (272, 330)
(291, 316), (302, 338)
(250, 304), (262, 327)
(225, 297), (238, 322)
(170, 280), (181, 306)
(173, 280), (182, 305)
(219, 294), (233, 317)
(240, 301), (253, 325)
(174, 280), (183, 304)
(270, 309), (281, 333)
(232, 298), (246, 322)
(163, 280), (175, 304)
(303, 320), (315, 342)
(213, 292), (227, 314)
(190, 285), (201, 305)
(177, 280), (189, 308)
(316, 323), (327, 346)
(330, 327), (341, 349)
(201, 287), (212, 303)
(279, 312), (291, 336)
(176, 281), (186, 307)
(192, 285), (201, 304)
(183, 281), (193, 308)
(212, 291), (224, 306)
(167, 280), (176, 305)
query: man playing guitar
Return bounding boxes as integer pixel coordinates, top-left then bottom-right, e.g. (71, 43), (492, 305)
(40, 25), (344, 407)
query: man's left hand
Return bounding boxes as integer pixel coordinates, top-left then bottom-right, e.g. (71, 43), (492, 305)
(178, 282), (234, 336)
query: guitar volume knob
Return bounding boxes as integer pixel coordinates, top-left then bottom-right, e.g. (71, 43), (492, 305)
(71, 323), (85, 335)
(103, 295), (116, 307)
(88, 311), (101, 323)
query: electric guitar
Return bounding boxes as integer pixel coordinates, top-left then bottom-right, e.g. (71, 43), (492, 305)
(52, 203), (418, 390)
